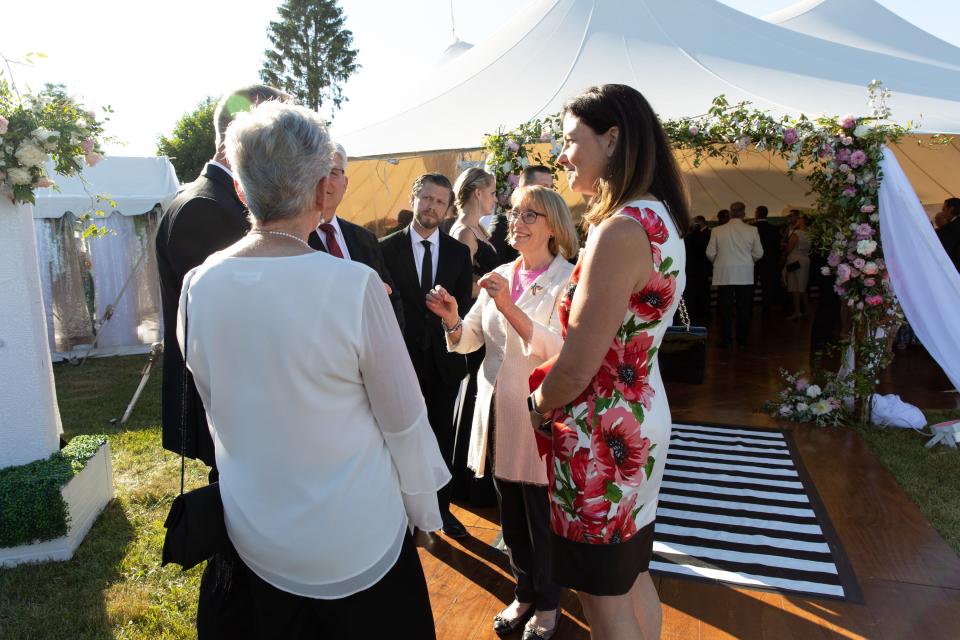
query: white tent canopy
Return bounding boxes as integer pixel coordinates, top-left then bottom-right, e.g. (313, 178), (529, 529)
(765, 0), (960, 71)
(33, 156), (180, 360)
(337, 0), (960, 158)
(34, 156), (179, 219)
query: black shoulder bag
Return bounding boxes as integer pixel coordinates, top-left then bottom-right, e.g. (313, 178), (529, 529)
(161, 272), (229, 570)
(660, 298), (708, 385)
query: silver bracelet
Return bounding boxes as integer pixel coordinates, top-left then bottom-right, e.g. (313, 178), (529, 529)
(442, 318), (463, 334)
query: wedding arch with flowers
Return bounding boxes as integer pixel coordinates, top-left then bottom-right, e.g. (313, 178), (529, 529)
(482, 82), (943, 425)
(1, 55), (108, 229)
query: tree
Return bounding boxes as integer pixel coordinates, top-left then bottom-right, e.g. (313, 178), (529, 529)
(260, 0), (359, 114)
(156, 98), (216, 183)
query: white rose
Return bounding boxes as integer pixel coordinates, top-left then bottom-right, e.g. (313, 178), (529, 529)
(853, 124), (870, 138)
(15, 142), (48, 168)
(857, 239), (877, 256)
(806, 384), (822, 398)
(6, 167), (32, 185)
(796, 402), (809, 413)
(810, 399), (831, 416)
(821, 266), (831, 276)
(32, 127), (59, 143)
(869, 213), (879, 222)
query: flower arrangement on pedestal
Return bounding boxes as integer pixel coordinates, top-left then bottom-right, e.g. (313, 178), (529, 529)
(481, 82), (944, 425)
(1, 56), (108, 206)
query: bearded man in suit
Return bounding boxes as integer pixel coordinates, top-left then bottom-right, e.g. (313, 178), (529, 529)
(380, 173), (473, 538)
(307, 143), (404, 329)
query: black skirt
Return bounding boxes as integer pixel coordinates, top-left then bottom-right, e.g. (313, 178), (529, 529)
(550, 520), (656, 596)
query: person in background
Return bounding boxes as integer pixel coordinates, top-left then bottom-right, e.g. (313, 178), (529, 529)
(380, 173), (474, 539)
(307, 142), (403, 329)
(784, 214), (812, 320)
(529, 83), (689, 640)
(936, 197), (960, 273)
(428, 185), (578, 640)
(707, 201), (763, 347)
(439, 203), (458, 235)
(489, 165), (556, 265)
(387, 209), (414, 236)
(716, 208), (730, 225)
(450, 168), (501, 298)
(684, 215), (712, 323)
(179, 101), (446, 639)
(753, 205), (782, 319)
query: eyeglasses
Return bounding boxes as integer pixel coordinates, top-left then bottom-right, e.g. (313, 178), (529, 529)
(508, 209), (547, 224)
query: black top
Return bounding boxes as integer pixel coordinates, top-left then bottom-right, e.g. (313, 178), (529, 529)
(938, 216), (960, 273)
(488, 212), (519, 265)
(472, 237), (500, 278)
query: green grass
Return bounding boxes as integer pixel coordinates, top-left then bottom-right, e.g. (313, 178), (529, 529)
(0, 356), (956, 639)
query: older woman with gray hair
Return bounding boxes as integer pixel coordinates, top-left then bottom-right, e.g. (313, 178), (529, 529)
(177, 101), (448, 638)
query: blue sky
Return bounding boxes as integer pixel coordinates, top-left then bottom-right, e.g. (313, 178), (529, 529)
(1, 0), (956, 156)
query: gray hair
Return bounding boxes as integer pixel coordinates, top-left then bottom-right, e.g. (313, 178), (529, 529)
(225, 102), (333, 223)
(332, 142), (348, 171)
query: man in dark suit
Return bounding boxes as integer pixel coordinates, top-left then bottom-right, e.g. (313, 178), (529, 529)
(753, 205), (783, 319)
(937, 197), (960, 273)
(156, 84), (287, 467)
(684, 215), (712, 323)
(380, 173), (473, 538)
(488, 165), (554, 265)
(307, 143), (404, 330)
(155, 83), (287, 637)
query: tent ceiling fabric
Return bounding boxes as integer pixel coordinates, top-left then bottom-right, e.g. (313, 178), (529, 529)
(33, 156), (180, 219)
(765, 0), (960, 71)
(336, 0), (960, 159)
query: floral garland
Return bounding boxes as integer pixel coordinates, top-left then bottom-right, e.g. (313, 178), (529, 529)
(482, 82), (939, 424)
(482, 113), (562, 207)
(1, 56), (108, 207)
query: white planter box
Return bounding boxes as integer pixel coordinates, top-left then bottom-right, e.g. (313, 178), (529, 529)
(0, 441), (114, 567)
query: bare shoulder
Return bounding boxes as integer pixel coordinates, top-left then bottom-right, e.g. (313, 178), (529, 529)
(593, 214), (651, 250)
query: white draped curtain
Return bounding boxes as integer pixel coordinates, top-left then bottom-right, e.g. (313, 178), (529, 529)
(879, 145), (960, 391)
(33, 208), (162, 359)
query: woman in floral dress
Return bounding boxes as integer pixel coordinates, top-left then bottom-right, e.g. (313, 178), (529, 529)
(528, 84), (689, 640)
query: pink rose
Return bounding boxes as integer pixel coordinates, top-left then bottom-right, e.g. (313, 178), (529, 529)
(783, 128), (798, 145)
(864, 278), (876, 286)
(506, 139), (520, 153)
(849, 150), (868, 168)
(840, 114), (856, 129)
(81, 138), (95, 154)
(855, 223), (874, 239)
(835, 147), (851, 164)
(842, 186), (857, 198)
(85, 152), (103, 167)
(688, 124), (699, 136)
(860, 204), (876, 214)
(865, 295), (884, 306)
(796, 378), (810, 392)
(0, 115), (8, 135)
(818, 144), (834, 159)
(827, 252), (841, 267)
(853, 258), (866, 270)
(837, 263), (852, 284)
(863, 261), (878, 275)
(506, 173), (520, 188)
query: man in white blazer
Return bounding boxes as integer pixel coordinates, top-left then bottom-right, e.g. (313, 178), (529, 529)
(706, 202), (764, 347)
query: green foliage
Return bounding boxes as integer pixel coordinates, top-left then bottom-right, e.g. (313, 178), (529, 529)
(0, 435), (106, 548)
(482, 113), (562, 207)
(156, 97), (216, 183)
(260, 0), (359, 113)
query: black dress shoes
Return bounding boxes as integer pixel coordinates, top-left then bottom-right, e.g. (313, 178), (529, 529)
(441, 512), (468, 539)
(523, 612), (560, 640)
(493, 605), (533, 635)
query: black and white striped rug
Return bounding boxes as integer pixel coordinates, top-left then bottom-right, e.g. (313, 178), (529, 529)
(650, 423), (861, 601)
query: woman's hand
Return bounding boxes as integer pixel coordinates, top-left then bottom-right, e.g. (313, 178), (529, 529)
(479, 272), (512, 311)
(425, 284), (459, 326)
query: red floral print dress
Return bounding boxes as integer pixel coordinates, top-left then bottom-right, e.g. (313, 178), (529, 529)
(533, 201), (685, 545)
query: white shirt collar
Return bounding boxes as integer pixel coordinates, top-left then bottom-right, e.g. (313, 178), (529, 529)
(410, 223), (439, 246)
(208, 160), (235, 180)
(319, 213), (343, 234)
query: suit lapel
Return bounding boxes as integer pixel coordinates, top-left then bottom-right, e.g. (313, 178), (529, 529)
(338, 219), (359, 259)
(394, 227), (421, 297)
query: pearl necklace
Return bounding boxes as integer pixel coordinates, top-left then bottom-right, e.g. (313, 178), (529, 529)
(249, 229), (311, 249)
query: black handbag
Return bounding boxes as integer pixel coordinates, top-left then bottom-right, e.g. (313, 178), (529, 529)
(660, 299), (707, 385)
(161, 272), (229, 570)
(785, 260), (801, 272)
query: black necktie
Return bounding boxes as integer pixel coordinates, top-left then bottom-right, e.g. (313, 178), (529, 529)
(420, 240), (433, 296)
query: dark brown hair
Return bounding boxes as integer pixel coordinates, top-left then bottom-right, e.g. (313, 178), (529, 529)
(563, 84), (689, 234)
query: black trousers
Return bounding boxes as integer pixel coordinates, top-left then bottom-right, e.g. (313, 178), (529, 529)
(240, 533), (435, 639)
(756, 262), (781, 318)
(717, 284), (754, 346)
(412, 356), (461, 515)
(685, 272), (712, 324)
(494, 477), (562, 610)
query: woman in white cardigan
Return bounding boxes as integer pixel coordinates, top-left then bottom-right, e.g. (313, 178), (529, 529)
(427, 185), (577, 640)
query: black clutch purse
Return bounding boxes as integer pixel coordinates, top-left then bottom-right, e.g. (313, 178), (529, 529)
(660, 299), (707, 385)
(161, 271), (229, 570)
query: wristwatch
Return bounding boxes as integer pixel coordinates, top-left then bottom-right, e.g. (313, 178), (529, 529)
(527, 393), (546, 419)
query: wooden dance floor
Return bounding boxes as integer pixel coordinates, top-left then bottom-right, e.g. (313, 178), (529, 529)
(421, 309), (960, 639)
